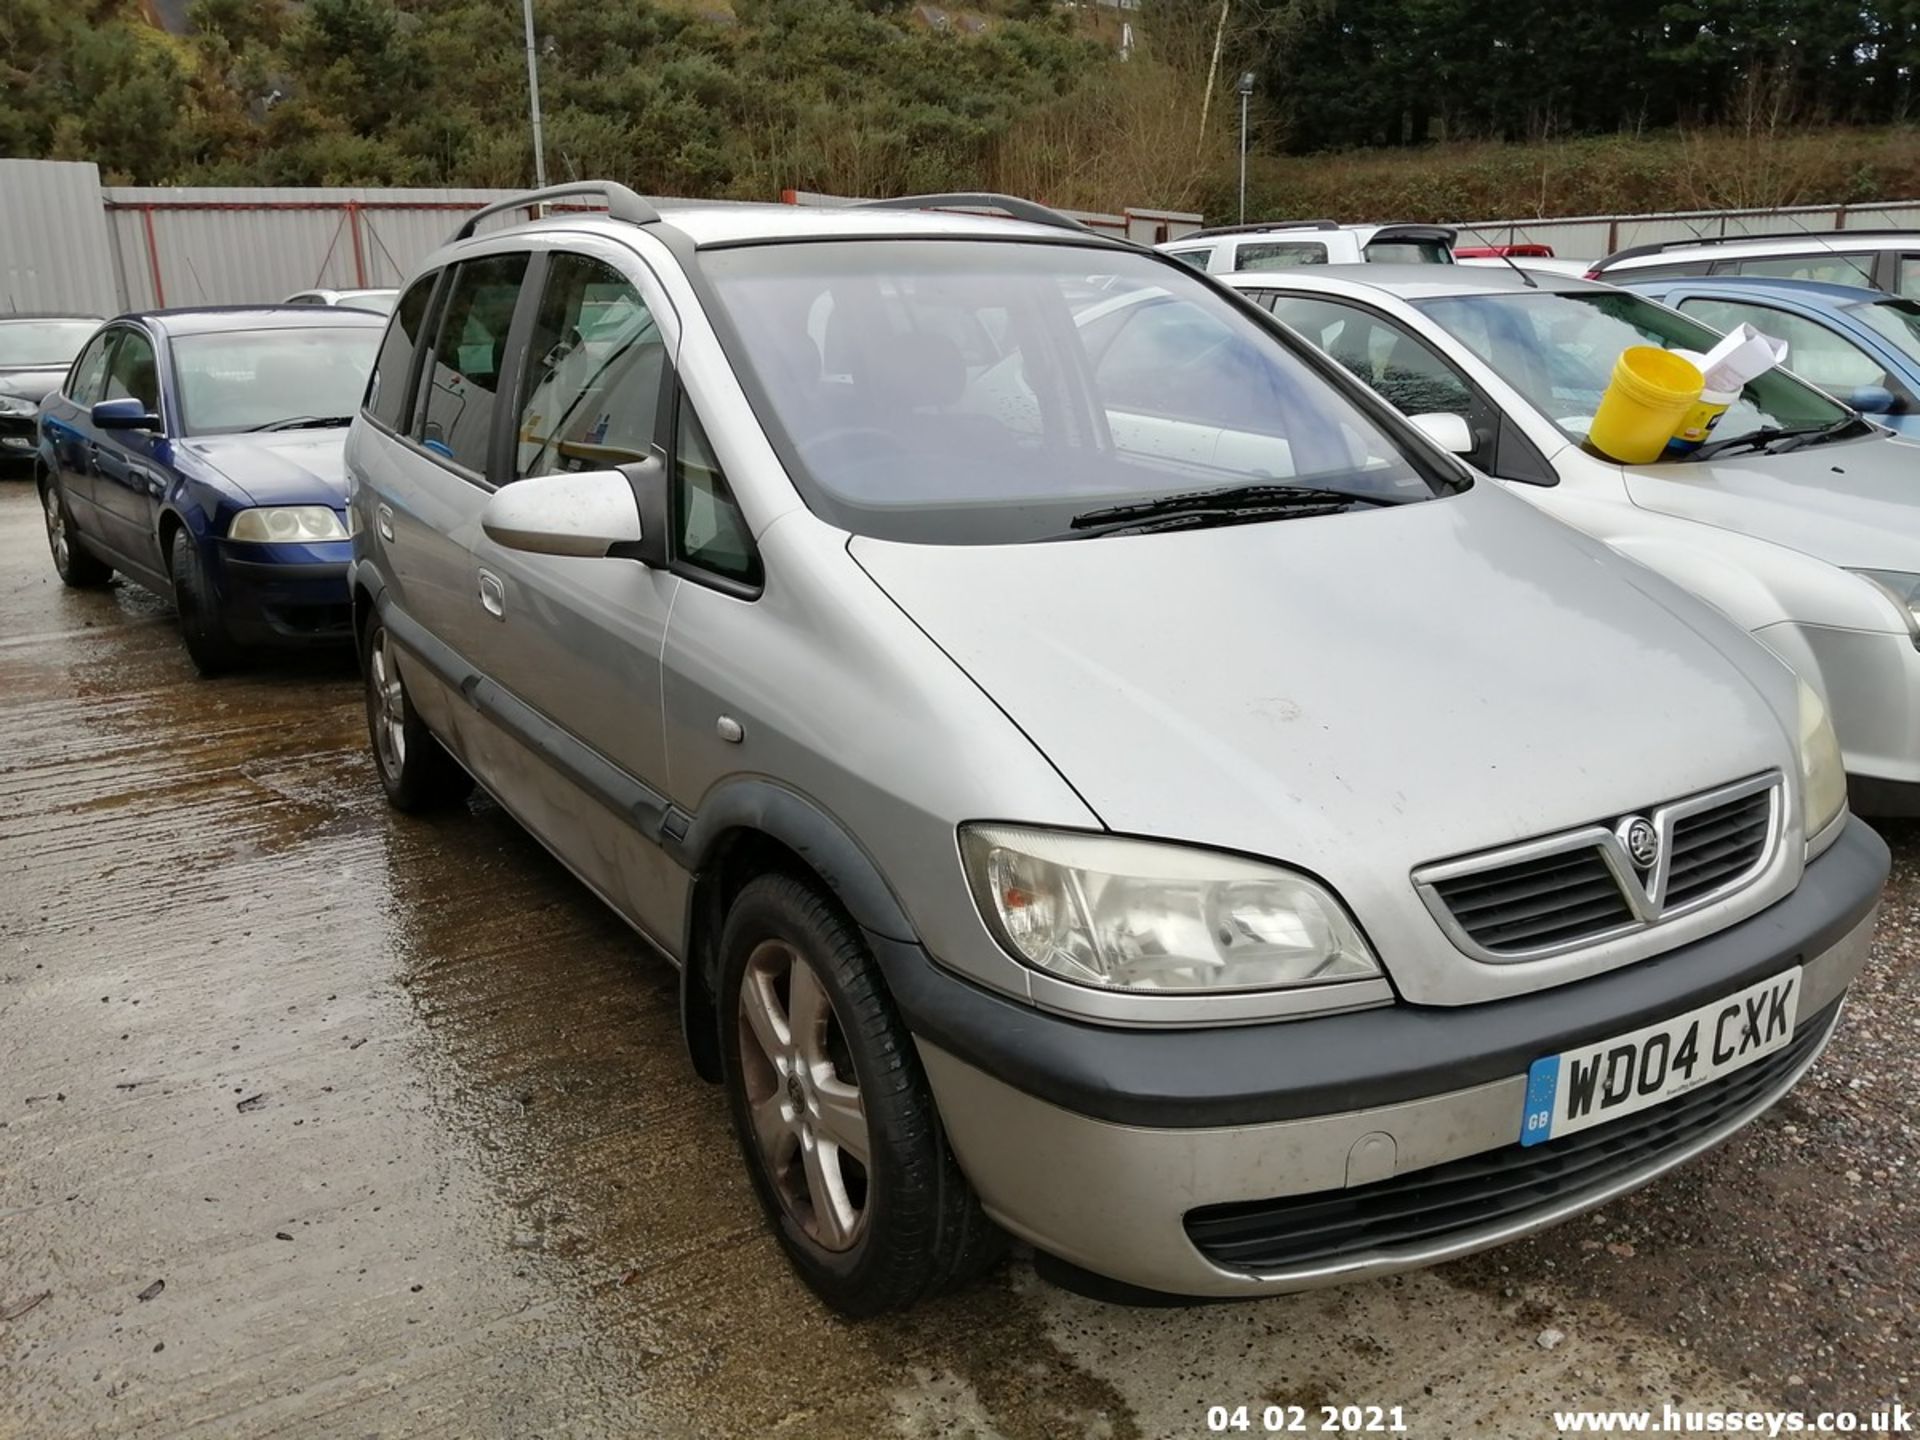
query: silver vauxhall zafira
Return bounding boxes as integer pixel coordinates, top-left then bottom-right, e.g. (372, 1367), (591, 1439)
(344, 184), (1888, 1315)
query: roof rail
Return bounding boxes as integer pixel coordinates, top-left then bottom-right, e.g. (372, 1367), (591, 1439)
(853, 192), (1103, 238)
(451, 181), (662, 243)
(1179, 219), (1342, 240)
(1594, 225), (1920, 269)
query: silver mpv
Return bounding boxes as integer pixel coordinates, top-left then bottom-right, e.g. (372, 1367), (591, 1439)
(345, 184), (1888, 1314)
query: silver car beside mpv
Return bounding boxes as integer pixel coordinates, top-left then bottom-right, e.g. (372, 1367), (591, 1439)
(345, 184), (1888, 1314)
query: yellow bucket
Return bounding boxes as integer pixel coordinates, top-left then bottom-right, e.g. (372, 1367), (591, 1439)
(1588, 347), (1704, 464)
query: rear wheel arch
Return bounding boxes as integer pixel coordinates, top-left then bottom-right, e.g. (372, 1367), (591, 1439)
(351, 580), (379, 666)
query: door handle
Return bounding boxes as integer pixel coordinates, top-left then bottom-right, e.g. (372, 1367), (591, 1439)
(477, 569), (505, 619)
(376, 504), (394, 543)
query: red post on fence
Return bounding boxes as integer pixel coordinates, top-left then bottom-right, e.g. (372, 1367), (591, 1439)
(346, 200), (367, 286)
(140, 205), (165, 307)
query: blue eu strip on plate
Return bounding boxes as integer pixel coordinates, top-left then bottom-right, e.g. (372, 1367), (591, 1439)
(1521, 1056), (1560, 1147)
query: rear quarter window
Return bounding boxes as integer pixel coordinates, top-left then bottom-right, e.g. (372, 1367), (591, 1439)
(364, 274), (438, 432)
(1164, 247), (1214, 271)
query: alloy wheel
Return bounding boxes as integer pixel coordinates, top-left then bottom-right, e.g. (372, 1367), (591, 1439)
(736, 940), (872, 1251)
(42, 487), (68, 571)
(369, 627), (407, 777)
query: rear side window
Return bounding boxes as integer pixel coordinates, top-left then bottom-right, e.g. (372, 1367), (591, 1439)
(416, 252), (530, 472)
(1236, 241), (1328, 270)
(1163, 247), (1214, 270)
(365, 275), (437, 431)
(1605, 259), (1711, 281)
(513, 252), (665, 479)
(1364, 239), (1452, 265)
(1725, 252), (1876, 287)
(67, 333), (114, 404)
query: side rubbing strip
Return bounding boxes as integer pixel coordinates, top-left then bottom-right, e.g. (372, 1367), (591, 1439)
(376, 597), (675, 842)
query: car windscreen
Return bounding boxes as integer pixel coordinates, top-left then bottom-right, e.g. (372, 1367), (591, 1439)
(173, 326), (382, 435)
(1847, 298), (1920, 365)
(700, 239), (1445, 544)
(0, 320), (98, 367)
(1413, 289), (1847, 449)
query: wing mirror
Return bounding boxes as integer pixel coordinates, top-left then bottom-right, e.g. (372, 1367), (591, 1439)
(92, 397), (161, 431)
(1847, 385), (1898, 416)
(481, 469), (642, 558)
(1407, 412), (1475, 455)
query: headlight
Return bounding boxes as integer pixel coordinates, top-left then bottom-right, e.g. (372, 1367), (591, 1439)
(959, 824), (1380, 993)
(1796, 679), (1847, 841)
(1848, 569), (1920, 646)
(0, 395), (36, 418)
(227, 506), (348, 543)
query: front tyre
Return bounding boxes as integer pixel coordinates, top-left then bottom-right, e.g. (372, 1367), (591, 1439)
(168, 528), (244, 676)
(361, 614), (472, 813)
(41, 478), (111, 587)
(720, 874), (1003, 1316)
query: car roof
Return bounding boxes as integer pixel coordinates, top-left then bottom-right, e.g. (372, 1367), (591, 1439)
(1224, 263), (1611, 301)
(0, 312), (102, 323)
(122, 305), (390, 335)
(1601, 231), (1919, 268)
(1623, 274), (1888, 306)
(1162, 222), (1456, 246)
(479, 200), (1097, 252)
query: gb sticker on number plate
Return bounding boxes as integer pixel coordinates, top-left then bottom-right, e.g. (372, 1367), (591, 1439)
(1520, 967), (1801, 1146)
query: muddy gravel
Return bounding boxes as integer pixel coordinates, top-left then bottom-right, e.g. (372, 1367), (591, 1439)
(0, 482), (1913, 1439)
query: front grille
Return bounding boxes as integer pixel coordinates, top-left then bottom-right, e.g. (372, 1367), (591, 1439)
(1665, 788), (1773, 907)
(1415, 774), (1781, 960)
(1185, 1002), (1836, 1275)
(1429, 849), (1637, 954)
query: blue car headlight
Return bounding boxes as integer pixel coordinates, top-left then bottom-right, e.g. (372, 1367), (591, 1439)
(228, 506), (349, 543)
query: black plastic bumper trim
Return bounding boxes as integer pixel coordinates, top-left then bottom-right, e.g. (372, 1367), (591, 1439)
(223, 557), (351, 583)
(875, 817), (1887, 1129)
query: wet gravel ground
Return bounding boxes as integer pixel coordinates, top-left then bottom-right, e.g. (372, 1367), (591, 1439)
(0, 482), (1913, 1439)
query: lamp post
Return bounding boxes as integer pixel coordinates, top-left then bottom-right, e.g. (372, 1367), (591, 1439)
(522, 0), (548, 188)
(1237, 71), (1255, 224)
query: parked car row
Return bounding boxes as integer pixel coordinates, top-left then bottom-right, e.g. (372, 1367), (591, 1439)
(15, 189), (1897, 1320)
(36, 307), (383, 672)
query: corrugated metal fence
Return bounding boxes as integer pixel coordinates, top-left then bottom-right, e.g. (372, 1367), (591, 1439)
(0, 160), (120, 316)
(103, 185), (527, 309)
(11, 159), (1920, 312)
(1454, 200), (1920, 262)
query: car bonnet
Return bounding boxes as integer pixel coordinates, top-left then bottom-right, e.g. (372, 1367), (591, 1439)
(850, 480), (1798, 1005)
(1622, 431), (1920, 571)
(179, 431), (352, 510)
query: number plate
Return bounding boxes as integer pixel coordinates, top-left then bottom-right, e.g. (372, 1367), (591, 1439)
(1520, 967), (1801, 1146)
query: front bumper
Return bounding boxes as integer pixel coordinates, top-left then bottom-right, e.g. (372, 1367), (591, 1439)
(214, 539), (353, 647)
(0, 414), (37, 469)
(881, 817), (1887, 1298)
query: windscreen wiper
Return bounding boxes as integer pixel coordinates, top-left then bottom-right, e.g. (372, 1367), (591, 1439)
(248, 415), (353, 432)
(1066, 483), (1409, 538)
(1686, 416), (1870, 461)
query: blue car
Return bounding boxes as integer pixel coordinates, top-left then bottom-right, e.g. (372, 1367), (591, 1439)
(1621, 274), (1920, 436)
(35, 307), (384, 674)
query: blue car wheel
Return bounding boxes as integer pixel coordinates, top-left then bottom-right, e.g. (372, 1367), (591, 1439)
(169, 528), (244, 677)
